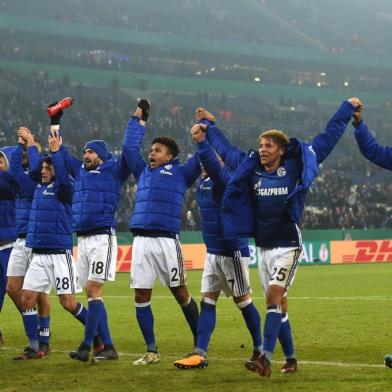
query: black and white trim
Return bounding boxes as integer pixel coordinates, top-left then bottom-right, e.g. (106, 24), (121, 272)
(233, 251), (245, 296)
(65, 249), (75, 293)
(104, 234), (113, 280)
(285, 247), (302, 290)
(174, 238), (185, 285)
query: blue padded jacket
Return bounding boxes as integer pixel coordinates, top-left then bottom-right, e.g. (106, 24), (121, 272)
(123, 116), (201, 233)
(8, 144), (41, 236)
(60, 143), (131, 233)
(26, 151), (73, 250)
(196, 140), (249, 256)
(0, 146), (17, 241)
(208, 100), (355, 242)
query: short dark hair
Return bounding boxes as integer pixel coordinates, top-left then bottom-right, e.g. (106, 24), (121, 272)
(152, 136), (179, 158)
(42, 156), (52, 166)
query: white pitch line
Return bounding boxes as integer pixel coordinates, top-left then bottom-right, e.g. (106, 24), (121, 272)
(52, 295), (392, 301)
(0, 347), (386, 369)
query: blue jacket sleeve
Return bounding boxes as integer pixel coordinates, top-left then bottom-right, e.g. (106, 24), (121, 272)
(110, 152), (132, 184)
(354, 121), (392, 170)
(311, 100), (355, 164)
(51, 151), (74, 204)
(183, 154), (202, 188)
(196, 140), (228, 186)
(9, 144), (37, 196)
(59, 145), (82, 179)
(122, 116), (147, 181)
(27, 146), (42, 180)
(204, 122), (245, 170)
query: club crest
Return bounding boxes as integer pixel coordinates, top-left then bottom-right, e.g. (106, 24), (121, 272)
(277, 167), (286, 177)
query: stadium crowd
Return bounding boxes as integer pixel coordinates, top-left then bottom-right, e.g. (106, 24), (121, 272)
(2, 31), (392, 94)
(0, 67), (391, 231)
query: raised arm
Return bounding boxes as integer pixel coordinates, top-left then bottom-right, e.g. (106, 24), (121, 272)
(183, 154), (202, 188)
(191, 124), (228, 186)
(195, 108), (245, 169)
(111, 151), (132, 184)
(114, 101), (150, 183)
(59, 145), (82, 179)
(48, 130), (73, 204)
(311, 99), (358, 164)
(122, 115), (147, 181)
(15, 127), (42, 180)
(353, 119), (392, 170)
(9, 143), (37, 195)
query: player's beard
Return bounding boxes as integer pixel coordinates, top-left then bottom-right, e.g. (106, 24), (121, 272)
(84, 159), (99, 170)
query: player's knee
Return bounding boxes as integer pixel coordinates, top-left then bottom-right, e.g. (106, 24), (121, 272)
(21, 293), (36, 310)
(176, 293), (189, 305)
(86, 280), (103, 298)
(265, 285), (285, 305)
(6, 282), (21, 299)
(59, 295), (76, 312)
(171, 285), (190, 304)
(134, 289), (151, 303)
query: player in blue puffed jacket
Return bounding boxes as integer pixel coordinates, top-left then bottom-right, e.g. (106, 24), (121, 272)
(173, 123), (262, 370)
(14, 130), (92, 360)
(7, 128), (53, 356)
(0, 146), (17, 346)
(48, 104), (129, 362)
(351, 102), (392, 369)
(122, 100), (200, 366)
(195, 99), (360, 377)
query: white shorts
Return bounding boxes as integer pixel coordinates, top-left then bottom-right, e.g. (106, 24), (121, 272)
(258, 247), (302, 292)
(77, 233), (117, 287)
(7, 238), (33, 277)
(130, 236), (187, 289)
(23, 251), (78, 295)
(201, 252), (251, 298)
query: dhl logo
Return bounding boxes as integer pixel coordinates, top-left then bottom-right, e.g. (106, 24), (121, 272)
(339, 241), (392, 263)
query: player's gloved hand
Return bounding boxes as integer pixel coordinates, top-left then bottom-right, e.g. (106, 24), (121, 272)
(48, 102), (63, 126)
(137, 99), (150, 121)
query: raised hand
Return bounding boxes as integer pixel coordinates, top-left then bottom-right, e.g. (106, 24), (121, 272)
(191, 124), (206, 143)
(353, 104), (363, 125)
(137, 99), (150, 121)
(17, 127), (34, 145)
(195, 108), (216, 123)
(348, 97), (362, 110)
(48, 129), (62, 152)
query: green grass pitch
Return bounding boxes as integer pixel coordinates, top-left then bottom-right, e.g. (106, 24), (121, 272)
(1, 263), (392, 391)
